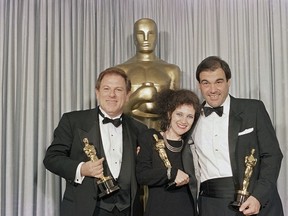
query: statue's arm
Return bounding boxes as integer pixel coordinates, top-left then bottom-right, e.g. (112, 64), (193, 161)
(124, 83), (157, 113)
(168, 65), (181, 89)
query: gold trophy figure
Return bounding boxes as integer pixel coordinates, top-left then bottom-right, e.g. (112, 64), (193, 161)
(115, 18), (181, 209)
(116, 18), (181, 130)
(230, 148), (257, 210)
(153, 134), (176, 190)
(83, 138), (120, 198)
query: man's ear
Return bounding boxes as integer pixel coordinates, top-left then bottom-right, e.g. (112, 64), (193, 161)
(126, 91), (131, 102)
(95, 89), (99, 100)
(227, 79), (231, 87)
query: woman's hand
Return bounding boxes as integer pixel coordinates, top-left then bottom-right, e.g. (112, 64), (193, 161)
(174, 169), (190, 186)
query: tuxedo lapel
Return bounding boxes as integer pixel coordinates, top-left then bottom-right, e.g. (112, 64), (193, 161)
(182, 138), (198, 199)
(228, 96), (244, 187)
(77, 109), (102, 158)
(120, 116), (137, 197)
(120, 118), (133, 177)
(182, 140), (195, 180)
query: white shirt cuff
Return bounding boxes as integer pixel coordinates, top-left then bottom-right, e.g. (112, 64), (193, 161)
(74, 162), (85, 184)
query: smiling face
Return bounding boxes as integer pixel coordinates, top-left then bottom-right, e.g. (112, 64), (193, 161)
(165, 104), (196, 140)
(198, 68), (231, 108)
(134, 18), (157, 53)
(96, 73), (130, 118)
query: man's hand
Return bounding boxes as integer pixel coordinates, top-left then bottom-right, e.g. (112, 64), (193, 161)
(239, 195), (261, 215)
(81, 158), (105, 178)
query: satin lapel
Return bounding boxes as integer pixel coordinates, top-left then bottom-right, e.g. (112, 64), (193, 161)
(182, 137), (197, 198)
(120, 118), (133, 175)
(77, 109), (102, 158)
(75, 109), (101, 192)
(229, 97), (243, 188)
(121, 116), (136, 197)
(182, 137), (195, 179)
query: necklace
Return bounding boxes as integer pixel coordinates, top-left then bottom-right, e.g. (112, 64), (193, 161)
(162, 133), (184, 153)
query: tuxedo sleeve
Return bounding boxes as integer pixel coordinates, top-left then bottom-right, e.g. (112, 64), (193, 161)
(251, 101), (283, 205)
(43, 113), (83, 183)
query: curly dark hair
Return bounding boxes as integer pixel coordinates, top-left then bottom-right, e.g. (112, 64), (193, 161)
(155, 89), (201, 133)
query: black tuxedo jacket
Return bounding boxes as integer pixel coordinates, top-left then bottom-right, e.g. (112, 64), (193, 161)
(227, 96), (283, 214)
(43, 108), (147, 216)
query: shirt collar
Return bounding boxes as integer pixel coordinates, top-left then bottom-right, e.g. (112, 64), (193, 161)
(98, 106), (122, 119)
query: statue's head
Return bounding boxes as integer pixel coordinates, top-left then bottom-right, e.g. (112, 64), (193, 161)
(133, 18), (158, 53)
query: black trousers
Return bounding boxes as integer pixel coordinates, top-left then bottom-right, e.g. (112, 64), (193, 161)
(94, 207), (130, 216)
(199, 177), (242, 216)
(198, 195), (243, 216)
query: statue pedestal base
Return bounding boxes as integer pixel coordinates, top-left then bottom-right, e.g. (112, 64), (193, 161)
(229, 190), (249, 211)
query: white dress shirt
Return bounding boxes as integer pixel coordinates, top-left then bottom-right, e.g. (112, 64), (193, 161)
(98, 108), (123, 179)
(74, 108), (123, 184)
(192, 96), (233, 183)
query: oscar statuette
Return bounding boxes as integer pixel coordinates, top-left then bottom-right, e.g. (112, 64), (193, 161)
(83, 138), (120, 198)
(153, 134), (176, 190)
(229, 148), (257, 210)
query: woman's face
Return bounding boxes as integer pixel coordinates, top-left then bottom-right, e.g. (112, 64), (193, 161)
(166, 104), (196, 140)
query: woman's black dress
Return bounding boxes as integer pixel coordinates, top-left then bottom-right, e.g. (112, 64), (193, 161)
(136, 129), (196, 216)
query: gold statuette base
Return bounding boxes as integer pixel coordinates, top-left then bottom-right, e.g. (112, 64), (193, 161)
(165, 181), (177, 191)
(97, 176), (120, 199)
(229, 190), (249, 211)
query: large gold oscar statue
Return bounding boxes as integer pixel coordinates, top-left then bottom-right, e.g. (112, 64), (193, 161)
(116, 18), (181, 211)
(116, 18), (181, 130)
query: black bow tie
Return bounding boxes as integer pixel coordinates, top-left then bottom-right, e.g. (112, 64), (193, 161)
(203, 106), (223, 117)
(98, 109), (122, 127)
